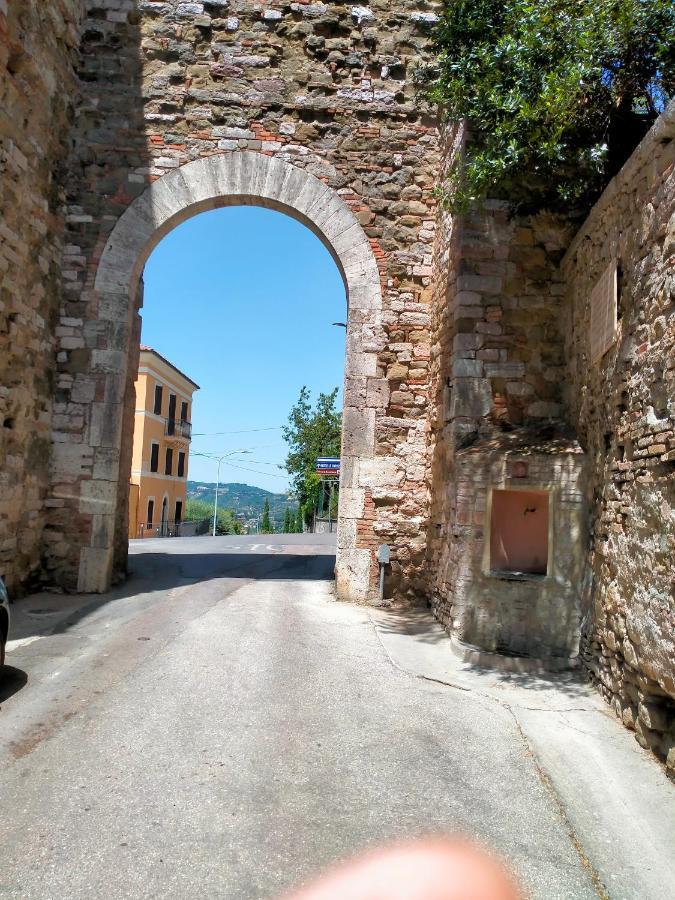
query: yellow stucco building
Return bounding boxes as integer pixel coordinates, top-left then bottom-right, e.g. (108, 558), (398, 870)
(128, 347), (199, 539)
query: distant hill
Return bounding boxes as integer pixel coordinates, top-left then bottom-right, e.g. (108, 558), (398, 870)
(187, 481), (295, 527)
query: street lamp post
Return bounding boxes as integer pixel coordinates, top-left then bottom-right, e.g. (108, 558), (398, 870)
(192, 449), (252, 536)
(212, 457), (222, 538)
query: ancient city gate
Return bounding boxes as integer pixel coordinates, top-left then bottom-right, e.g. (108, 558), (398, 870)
(44, 1), (441, 600)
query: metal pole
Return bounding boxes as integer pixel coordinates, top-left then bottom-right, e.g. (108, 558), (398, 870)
(212, 456), (221, 537)
(313, 479), (320, 534)
(379, 564), (385, 602)
(328, 480), (333, 533)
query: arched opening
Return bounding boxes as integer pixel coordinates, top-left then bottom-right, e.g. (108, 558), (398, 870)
(129, 203), (347, 548)
(82, 153), (387, 602)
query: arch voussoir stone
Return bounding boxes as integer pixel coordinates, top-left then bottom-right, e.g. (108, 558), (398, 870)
(79, 151), (385, 602)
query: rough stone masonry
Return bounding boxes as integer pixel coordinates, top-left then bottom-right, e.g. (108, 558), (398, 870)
(51, 0), (443, 603)
(0, 1), (673, 770)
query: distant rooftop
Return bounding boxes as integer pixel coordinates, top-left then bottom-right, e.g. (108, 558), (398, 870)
(139, 345), (200, 390)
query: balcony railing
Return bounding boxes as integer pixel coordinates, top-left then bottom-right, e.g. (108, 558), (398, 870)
(165, 418), (192, 440)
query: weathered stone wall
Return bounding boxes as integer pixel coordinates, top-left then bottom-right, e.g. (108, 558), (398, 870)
(426, 105), (674, 768)
(446, 204), (572, 441)
(0, 0), (83, 593)
(43, 0), (148, 589)
(440, 433), (586, 664)
(46, 0), (442, 599)
(426, 123), (462, 615)
(562, 102), (675, 772)
(425, 166), (581, 657)
(4, 3), (671, 775)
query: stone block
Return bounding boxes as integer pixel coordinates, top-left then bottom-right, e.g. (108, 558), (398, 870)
(453, 359), (483, 378)
(526, 401), (562, 418)
(450, 378), (492, 419)
(342, 406), (376, 455)
(335, 547), (372, 602)
(338, 487), (366, 519)
(78, 547), (114, 594)
(80, 479), (118, 515)
(358, 458), (400, 489)
(336, 517), (357, 550)
(365, 377), (390, 409)
(484, 362), (526, 378)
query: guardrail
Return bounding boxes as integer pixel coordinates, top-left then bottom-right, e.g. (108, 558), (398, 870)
(135, 520), (199, 539)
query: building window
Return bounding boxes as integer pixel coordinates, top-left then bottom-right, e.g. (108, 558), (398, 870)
(150, 443), (159, 473)
(489, 489), (550, 576)
(180, 400), (188, 422)
(147, 499), (154, 529)
(165, 447), (174, 476)
(177, 451), (186, 478)
(175, 500), (183, 524)
(168, 393), (177, 433)
(154, 384), (163, 415)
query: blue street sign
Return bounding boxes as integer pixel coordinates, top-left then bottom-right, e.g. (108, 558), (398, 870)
(316, 457), (340, 475)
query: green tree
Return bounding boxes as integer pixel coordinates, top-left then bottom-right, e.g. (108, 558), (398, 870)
(217, 509), (243, 536)
(185, 498), (242, 535)
(282, 507), (292, 533)
(260, 498), (272, 534)
(295, 505), (304, 534)
(283, 387), (342, 517)
(185, 498), (213, 534)
(424, 0), (674, 214)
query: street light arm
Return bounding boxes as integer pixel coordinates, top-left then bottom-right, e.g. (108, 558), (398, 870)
(191, 448), (253, 537)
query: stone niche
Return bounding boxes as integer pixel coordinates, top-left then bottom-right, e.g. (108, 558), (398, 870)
(445, 429), (586, 665)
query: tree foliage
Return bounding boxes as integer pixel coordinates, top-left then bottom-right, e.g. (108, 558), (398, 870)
(283, 386), (342, 513)
(260, 498), (273, 534)
(425, 0), (674, 214)
(185, 498), (242, 535)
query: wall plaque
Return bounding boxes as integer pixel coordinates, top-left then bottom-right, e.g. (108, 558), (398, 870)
(590, 261), (618, 363)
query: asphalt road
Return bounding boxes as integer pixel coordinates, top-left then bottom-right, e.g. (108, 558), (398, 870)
(0, 536), (672, 899)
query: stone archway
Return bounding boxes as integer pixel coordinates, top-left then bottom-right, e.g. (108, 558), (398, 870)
(81, 151), (385, 600)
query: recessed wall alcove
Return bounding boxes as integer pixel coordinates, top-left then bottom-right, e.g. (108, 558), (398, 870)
(439, 428), (586, 664)
(488, 488), (551, 576)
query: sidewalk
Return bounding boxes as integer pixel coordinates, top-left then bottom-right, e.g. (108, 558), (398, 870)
(370, 608), (675, 900)
(6, 591), (106, 650)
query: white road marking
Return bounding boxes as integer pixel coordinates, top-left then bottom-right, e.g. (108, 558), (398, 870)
(7, 635), (43, 650)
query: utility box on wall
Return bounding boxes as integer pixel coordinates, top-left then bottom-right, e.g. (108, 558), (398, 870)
(442, 430), (586, 664)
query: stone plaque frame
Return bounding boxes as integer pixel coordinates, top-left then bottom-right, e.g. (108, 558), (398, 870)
(589, 260), (618, 364)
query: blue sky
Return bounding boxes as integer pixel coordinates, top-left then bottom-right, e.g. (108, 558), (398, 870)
(141, 206), (347, 492)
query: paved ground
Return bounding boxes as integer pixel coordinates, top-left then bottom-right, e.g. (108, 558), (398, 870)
(1, 535), (673, 900)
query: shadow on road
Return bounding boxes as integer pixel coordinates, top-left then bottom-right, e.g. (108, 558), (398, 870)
(0, 666), (28, 703)
(376, 608), (595, 700)
(128, 549), (337, 587)
(8, 548), (336, 644)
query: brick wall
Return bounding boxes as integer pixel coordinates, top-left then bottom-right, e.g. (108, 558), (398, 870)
(562, 101), (675, 771)
(47, 0), (443, 598)
(425, 105), (674, 772)
(425, 142), (581, 659)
